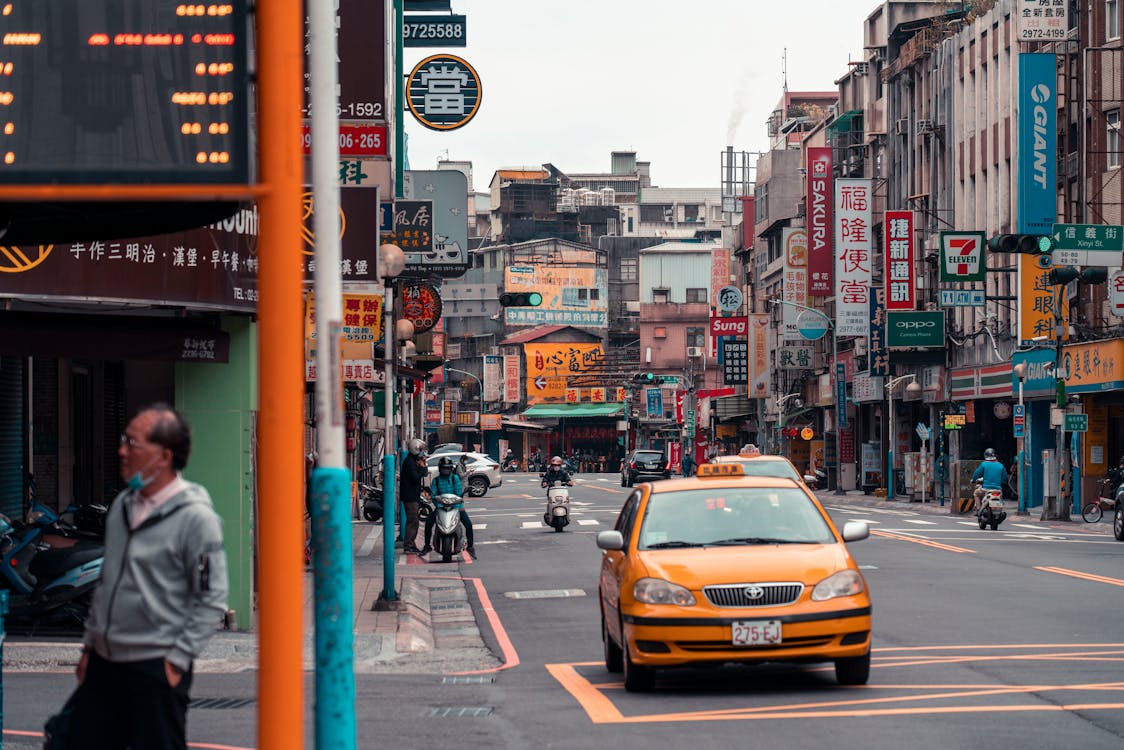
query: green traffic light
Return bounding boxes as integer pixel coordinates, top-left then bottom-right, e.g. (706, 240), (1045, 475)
(527, 292), (543, 306)
(1036, 235), (1055, 254)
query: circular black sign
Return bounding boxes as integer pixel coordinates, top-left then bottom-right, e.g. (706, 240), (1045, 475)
(406, 54), (482, 131)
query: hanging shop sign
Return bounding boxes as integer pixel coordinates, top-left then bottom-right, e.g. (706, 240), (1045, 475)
(400, 282), (442, 334)
(406, 54), (482, 131)
(886, 310), (945, 348)
(938, 231), (986, 283)
(806, 146), (834, 295)
(782, 228), (808, 341)
(716, 285), (743, 313)
(834, 179), (873, 336)
(722, 339), (748, 385)
(884, 210), (915, 310)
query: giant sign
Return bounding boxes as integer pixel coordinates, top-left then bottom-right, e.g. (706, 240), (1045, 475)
(1017, 53), (1057, 235)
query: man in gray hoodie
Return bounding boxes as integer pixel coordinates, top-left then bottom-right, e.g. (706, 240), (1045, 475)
(68, 403), (228, 749)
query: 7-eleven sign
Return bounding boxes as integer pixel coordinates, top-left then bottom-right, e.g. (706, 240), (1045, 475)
(939, 231), (986, 282)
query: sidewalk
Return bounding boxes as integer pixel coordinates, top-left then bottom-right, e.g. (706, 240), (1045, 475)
(3, 520), (500, 676)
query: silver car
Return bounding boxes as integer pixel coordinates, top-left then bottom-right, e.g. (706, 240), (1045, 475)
(425, 452), (502, 497)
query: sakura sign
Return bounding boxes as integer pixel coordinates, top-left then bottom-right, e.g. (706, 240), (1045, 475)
(833, 179), (873, 336)
(884, 210), (915, 310)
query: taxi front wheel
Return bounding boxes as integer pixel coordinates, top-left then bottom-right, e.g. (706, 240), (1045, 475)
(602, 615), (622, 673)
(623, 643), (655, 692)
(834, 649), (871, 685)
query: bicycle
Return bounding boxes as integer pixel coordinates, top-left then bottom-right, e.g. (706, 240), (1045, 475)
(1082, 479), (1119, 523)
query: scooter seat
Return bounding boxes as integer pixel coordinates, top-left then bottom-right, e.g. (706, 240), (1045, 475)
(29, 541), (103, 582)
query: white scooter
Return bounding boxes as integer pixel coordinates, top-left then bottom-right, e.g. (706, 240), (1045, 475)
(430, 492), (467, 562)
(542, 480), (572, 532)
(973, 479), (1007, 531)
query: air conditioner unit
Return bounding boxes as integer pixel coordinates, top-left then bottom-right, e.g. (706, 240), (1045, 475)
(916, 119), (934, 135)
(686, 346), (703, 358)
(895, 118), (910, 135)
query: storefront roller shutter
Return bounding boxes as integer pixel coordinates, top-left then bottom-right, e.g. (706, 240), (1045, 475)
(0, 356), (25, 519)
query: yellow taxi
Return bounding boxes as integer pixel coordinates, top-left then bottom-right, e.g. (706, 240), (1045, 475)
(711, 453), (806, 484)
(597, 463), (871, 692)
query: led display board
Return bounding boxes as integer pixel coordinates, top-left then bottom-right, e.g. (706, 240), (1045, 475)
(0, 1), (249, 184)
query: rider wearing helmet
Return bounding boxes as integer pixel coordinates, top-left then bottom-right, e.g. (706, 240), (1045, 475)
(398, 438), (430, 554)
(541, 455), (573, 489)
(422, 456), (476, 558)
(971, 448), (1008, 510)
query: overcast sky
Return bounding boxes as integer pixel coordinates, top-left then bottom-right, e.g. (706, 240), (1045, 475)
(403, 0), (880, 192)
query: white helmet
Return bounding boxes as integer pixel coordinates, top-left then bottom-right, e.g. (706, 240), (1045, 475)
(407, 438), (426, 456)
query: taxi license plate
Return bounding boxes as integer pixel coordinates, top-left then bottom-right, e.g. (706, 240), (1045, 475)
(732, 620), (782, 645)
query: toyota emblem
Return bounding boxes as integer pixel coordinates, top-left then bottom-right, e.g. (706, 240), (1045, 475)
(744, 585), (765, 600)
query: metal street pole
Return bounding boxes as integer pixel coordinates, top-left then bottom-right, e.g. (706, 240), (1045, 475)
(885, 374), (917, 500)
(256, 0), (304, 745)
(308, 0), (356, 744)
(1014, 364), (1027, 514)
(377, 245), (405, 604)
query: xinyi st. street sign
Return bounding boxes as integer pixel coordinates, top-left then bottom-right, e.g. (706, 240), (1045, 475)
(1052, 223), (1124, 267)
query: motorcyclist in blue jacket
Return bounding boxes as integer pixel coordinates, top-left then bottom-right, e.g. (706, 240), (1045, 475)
(971, 448), (1008, 510)
(422, 456), (476, 558)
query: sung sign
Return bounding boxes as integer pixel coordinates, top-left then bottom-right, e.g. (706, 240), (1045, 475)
(834, 179), (874, 336)
(884, 211), (915, 310)
(806, 147), (834, 295)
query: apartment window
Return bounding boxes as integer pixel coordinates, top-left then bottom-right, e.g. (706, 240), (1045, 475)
(685, 287), (707, 303)
(620, 257), (638, 282)
(683, 204), (701, 221)
(641, 204), (673, 223)
(653, 326), (668, 339)
(1109, 0), (1121, 40)
(653, 288), (670, 304)
(1109, 110), (1122, 169)
(686, 327), (705, 348)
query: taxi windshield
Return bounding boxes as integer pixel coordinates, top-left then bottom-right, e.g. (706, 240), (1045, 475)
(638, 487), (835, 548)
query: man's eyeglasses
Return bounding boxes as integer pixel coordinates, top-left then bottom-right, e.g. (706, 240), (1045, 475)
(119, 434), (146, 449)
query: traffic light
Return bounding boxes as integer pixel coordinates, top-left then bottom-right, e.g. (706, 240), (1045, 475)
(987, 233), (1056, 255)
(498, 291), (543, 306)
(1047, 266), (1109, 285)
(633, 372), (655, 384)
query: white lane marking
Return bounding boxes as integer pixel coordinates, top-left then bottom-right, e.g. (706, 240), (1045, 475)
(505, 589), (587, 599)
(859, 565), (879, 570)
(903, 519), (938, 526)
(957, 521), (979, 526)
(357, 525), (382, 557)
(521, 521), (544, 529)
(473, 523), (487, 530)
(1013, 523), (1042, 530)
(845, 518), (881, 525)
(516, 513), (537, 517)
(577, 519), (600, 526)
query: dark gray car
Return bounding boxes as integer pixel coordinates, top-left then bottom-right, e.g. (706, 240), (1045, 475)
(621, 449), (670, 487)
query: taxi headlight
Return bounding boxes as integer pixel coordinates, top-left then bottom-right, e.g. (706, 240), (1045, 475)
(633, 578), (696, 606)
(811, 569), (865, 601)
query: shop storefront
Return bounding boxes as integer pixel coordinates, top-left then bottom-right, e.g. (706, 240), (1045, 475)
(521, 402), (626, 472)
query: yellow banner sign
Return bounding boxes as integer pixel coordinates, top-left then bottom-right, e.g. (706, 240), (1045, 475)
(524, 342), (603, 403)
(1018, 255), (1068, 346)
(304, 290), (384, 361)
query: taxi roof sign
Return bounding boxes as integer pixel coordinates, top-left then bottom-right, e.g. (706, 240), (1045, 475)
(697, 464), (745, 478)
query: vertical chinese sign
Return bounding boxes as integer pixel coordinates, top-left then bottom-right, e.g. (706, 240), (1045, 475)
(748, 313), (770, 399)
(710, 247), (732, 355)
(1018, 255), (1068, 346)
(868, 287), (889, 376)
(884, 210), (915, 310)
(807, 146), (833, 296)
(781, 228), (808, 341)
(834, 179), (873, 336)
(722, 339), (748, 385)
(483, 354), (502, 402)
(503, 354), (521, 404)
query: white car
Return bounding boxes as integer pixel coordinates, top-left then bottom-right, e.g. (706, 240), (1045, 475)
(425, 452), (502, 497)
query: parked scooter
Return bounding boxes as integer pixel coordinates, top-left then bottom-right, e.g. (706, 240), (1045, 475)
(360, 482), (384, 522)
(542, 480), (572, 532)
(0, 508), (103, 627)
(802, 468), (829, 491)
(973, 479), (1007, 530)
(429, 493), (467, 563)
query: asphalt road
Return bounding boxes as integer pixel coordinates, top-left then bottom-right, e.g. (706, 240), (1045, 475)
(5, 474), (1124, 749)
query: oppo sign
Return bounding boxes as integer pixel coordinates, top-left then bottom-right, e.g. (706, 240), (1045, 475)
(886, 311), (945, 348)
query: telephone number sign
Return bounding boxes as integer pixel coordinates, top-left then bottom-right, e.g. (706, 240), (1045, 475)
(0, 1), (250, 184)
(403, 15), (467, 47)
(300, 124), (388, 157)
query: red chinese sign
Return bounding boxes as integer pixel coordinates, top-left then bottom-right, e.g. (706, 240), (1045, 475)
(807, 147), (833, 296)
(401, 281), (443, 334)
(884, 210), (915, 310)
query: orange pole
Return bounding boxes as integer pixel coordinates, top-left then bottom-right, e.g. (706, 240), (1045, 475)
(256, 0), (305, 747)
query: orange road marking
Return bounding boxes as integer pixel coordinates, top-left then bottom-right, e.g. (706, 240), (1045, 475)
(1037, 566), (1124, 587)
(872, 529), (976, 554)
(874, 643), (1124, 652)
(545, 663), (626, 723)
(452, 576), (520, 675)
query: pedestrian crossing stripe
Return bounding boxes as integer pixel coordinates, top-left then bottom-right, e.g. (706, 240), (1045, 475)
(577, 519), (599, 525)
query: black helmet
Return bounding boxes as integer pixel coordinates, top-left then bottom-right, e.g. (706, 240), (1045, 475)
(438, 456), (454, 475)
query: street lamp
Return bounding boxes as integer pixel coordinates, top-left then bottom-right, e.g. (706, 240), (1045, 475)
(445, 367), (485, 427)
(1013, 361), (1027, 514)
(885, 374), (922, 499)
(377, 242), (405, 606)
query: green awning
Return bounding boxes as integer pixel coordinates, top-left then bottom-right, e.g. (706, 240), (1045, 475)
(826, 109), (863, 133)
(522, 402), (625, 419)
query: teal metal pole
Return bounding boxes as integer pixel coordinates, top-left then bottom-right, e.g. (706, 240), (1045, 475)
(381, 454), (397, 600)
(310, 467), (356, 750)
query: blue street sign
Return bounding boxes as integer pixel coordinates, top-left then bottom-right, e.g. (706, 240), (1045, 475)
(646, 387), (663, 417)
(835, 363), (848, 429)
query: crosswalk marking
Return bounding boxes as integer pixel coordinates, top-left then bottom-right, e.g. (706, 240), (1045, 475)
(473, 523), (487, 530)
(577, 519), (600, 526)
(903, 519), (937, 525)
(521, 521), (544, 529)
(1013, 523), (1041, 530)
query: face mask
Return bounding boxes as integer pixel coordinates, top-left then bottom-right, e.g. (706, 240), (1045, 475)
(439, 467), (452, 476)
(127, 456), (160, 492)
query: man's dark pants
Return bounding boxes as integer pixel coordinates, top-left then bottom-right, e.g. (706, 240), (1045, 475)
(69, 651), (193, 750)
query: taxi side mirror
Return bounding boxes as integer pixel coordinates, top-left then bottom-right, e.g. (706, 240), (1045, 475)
(596, 530), (624, 551)
(841, 521), (870, 542)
